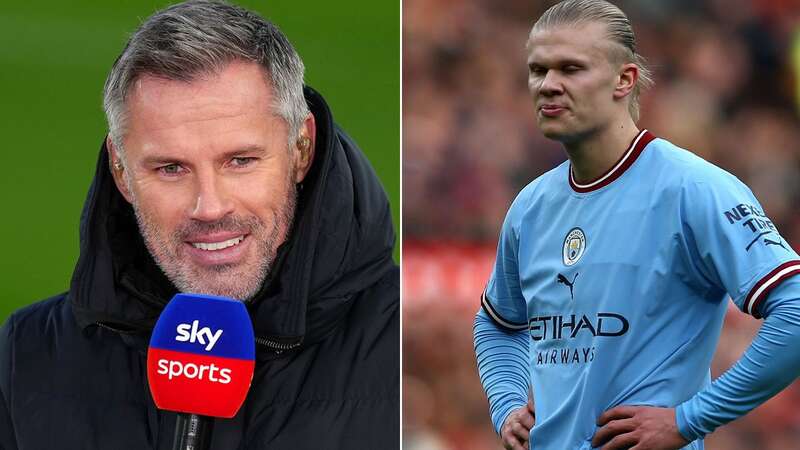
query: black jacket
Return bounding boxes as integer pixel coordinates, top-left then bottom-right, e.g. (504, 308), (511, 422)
(0, 88), (399, 449)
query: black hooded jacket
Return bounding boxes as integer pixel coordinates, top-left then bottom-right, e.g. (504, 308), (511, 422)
(0, 88), (399, 449)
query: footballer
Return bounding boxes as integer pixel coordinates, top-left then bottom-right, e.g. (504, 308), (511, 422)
(474, 1), (800, 449)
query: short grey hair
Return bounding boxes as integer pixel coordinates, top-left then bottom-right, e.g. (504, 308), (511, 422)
(532, 0), (654, 121)
(103, 0), (309, 157)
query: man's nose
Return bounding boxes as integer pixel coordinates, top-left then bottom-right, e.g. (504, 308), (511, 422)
(537, 70), (564, 97)
(190, 171), (234, 222)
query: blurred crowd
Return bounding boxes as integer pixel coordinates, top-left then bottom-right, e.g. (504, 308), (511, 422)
(403, 0), (800, 449)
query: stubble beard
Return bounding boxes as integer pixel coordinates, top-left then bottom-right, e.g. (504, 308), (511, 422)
(131, 177), (297, 302)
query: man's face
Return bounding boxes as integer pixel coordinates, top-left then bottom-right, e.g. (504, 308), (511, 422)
(526, 22), (624, 142)
(110, 60), (314, 301)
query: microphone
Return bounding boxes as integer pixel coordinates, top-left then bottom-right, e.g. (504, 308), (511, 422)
(147, 293), (256, 450)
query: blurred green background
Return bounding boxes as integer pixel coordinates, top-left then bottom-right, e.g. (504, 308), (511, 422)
(0, 1), (399, 321)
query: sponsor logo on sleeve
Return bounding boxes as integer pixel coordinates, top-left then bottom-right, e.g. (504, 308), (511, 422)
(723, 203), (787, 252)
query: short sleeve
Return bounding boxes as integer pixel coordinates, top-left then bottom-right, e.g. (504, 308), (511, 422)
(681, 173), (800, 318)
(482, 205), (528, 330)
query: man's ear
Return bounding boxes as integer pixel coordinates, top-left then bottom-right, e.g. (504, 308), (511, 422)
(613, 63), (638, 101)
(106, 136), (133, 203)
(293, 113), (316, 183)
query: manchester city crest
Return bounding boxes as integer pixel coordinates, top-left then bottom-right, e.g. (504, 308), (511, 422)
(562, 228), (586, 266)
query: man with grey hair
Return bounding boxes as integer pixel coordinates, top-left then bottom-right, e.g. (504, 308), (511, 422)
(474, 1), (800, 449)
(0, 1), (398, 448)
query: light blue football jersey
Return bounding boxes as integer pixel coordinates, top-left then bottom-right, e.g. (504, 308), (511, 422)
(482, 130), (800, 450)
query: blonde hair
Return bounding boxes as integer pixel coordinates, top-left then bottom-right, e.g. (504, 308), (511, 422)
(533, 0), (654, 121)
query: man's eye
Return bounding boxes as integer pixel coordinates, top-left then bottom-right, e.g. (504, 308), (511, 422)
(158, 164), (184, 175)
(230, 157), (256, 167)
(530, 66), (546, 75)
(563, 65), (581, 73)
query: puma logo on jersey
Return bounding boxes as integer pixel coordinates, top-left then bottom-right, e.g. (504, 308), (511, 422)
(745, 231), (788, 252)
(764, 237), (787, 251)
(557, 272), (579, 301)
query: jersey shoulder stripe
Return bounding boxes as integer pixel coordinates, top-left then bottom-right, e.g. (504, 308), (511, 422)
(745, 260), (800, 318)
(481, 289), (527, 331)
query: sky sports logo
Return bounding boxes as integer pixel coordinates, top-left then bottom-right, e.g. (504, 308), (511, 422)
(175, 320), (223, 351)
(147, 294), (255, 418)
(154, 320), (232, 384)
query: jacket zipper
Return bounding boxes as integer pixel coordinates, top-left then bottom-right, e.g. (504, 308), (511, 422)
(95, 321), (138, 334)
(255, 336), (302, 353)
(98, 321), (302, 353)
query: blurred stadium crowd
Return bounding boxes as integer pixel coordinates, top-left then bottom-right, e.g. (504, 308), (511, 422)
(403, 0), (800, 449)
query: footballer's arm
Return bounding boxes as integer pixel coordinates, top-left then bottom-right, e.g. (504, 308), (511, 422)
(474, 309), (533, 450)
(676, 277), (800, 439)
(593, 277), (800, 450)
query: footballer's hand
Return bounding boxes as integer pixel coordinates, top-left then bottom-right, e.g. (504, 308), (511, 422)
(501, 400), (535, 450)
(592, 405), (689, 450)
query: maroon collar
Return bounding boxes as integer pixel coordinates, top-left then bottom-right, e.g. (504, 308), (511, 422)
(568, 129), (656, 193)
